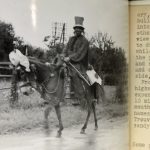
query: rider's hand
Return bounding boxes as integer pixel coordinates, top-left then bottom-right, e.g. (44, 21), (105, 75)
(64, 57), (70, 62)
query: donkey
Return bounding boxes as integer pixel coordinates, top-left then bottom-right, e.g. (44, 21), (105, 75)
(19, 56), (99, 137)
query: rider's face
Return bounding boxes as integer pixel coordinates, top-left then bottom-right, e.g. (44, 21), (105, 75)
(74, 28), (83, 37)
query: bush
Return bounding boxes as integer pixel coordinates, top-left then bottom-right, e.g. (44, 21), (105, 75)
(104, 74), (118, 85)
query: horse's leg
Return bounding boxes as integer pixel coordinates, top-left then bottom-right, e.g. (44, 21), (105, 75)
(44, 105), (52, 130)
(55, 104), (63, 137)
(80, 108), (91, 134)
(92, 102), (98, 130)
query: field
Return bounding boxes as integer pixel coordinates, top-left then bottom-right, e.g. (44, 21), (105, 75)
(0, 80), (127, 135)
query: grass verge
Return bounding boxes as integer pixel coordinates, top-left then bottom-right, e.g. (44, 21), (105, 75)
(0, 81), (127, 135)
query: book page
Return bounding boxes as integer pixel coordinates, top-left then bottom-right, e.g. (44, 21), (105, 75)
(130, 1), (150, 150)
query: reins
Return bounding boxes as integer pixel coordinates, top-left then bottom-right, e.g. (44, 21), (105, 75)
(68, 62), (91, 86)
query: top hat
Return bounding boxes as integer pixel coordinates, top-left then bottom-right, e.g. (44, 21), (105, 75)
(73, 16), (84, 30)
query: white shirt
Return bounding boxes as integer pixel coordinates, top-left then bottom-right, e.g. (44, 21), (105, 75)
(9, 49), (30, 72)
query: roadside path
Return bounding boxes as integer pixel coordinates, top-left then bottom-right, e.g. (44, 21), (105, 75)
(0, 117), (128, 150)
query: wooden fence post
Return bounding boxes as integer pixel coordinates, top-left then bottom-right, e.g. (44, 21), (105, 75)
(9, 67), (18, 107)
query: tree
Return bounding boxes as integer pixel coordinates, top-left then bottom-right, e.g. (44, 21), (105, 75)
(89, 32), (115, 50)
(89, 32), (127, 103)
(0, 21), (15, 61)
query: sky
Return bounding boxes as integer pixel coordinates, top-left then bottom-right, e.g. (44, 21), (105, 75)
(0, 0), (128, 50)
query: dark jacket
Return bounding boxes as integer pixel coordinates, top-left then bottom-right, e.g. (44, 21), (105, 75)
(64, 35), (89, 72)
(64, 35), (93, 101)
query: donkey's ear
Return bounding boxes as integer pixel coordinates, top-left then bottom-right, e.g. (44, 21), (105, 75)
(30, 64), (36, 71)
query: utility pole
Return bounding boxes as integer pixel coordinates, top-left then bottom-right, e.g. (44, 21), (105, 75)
(51, 22), (67, 47)
(54, 22), (57, 46)
(52, 22), (58, 47)
(10, 66), (18, 107)
(60, 23), (66, 44)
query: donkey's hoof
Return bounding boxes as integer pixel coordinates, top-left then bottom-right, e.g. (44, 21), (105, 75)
(45, 129), (51, 136)
(80, 129), (86, 134)
(44, 123), (49, 130)
(94, 126), (98, 131)
(56, 131), (62, 138)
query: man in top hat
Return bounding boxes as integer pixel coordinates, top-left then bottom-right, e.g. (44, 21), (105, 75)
(63, 16), (90, 105)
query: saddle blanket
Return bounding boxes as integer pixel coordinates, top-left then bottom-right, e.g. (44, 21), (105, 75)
(86, 69), (102, 85)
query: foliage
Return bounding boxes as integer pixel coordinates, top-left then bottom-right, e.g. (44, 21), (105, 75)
(89, 32), (128, 103)
(0, 21), (15, 61)
(0, 21), (28, 61)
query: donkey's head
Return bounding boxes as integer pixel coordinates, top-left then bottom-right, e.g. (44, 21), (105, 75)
(17, 63), (38, 96)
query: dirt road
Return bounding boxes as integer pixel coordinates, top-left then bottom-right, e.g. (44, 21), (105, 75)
(0, 117), (128, 150)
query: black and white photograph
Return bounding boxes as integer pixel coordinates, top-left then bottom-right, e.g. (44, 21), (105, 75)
(0, 0), (128, 149)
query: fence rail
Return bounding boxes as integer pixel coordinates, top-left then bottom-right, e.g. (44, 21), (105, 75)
(0, 61), (12, 78)
(0, 75), (12, 78)
(0, 66), (11, 70)
(0, 62), (11, 65)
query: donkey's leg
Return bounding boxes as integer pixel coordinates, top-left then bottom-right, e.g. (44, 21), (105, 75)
(44, 105), (52, 130)
(55, 104), (63, 137)
(92, 102), (98, 130)
(80, 109), (91, 134)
